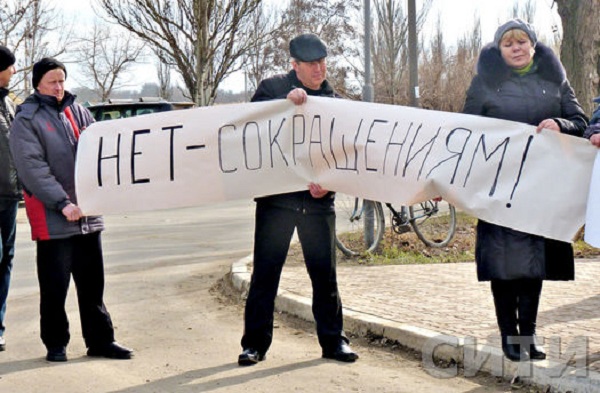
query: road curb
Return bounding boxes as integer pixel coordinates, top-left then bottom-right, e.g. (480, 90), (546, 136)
(229, 256), (600, 392)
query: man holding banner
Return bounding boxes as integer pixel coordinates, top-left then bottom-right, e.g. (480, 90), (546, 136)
(238, 33), (358, 366)
(9, 58), (132, 362)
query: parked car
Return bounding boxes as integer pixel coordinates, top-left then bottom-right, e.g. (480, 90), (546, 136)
(86, 97), (195, 122)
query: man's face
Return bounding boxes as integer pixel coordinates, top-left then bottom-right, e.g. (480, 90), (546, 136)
(37, 68), (66, 103)
(292, 58), (327, 90)
(0, 65), (15, 88)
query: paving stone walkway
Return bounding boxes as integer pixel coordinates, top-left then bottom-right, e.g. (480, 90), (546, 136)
(278, 259), (600, 373)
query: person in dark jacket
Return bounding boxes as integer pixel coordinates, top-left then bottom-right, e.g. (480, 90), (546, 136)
(0, 46), (20, 352)
(238, 33), (358, 366)
(584, 96), (600, 146)
(463, 19), (588, 362)
(9, 58), (132, 362)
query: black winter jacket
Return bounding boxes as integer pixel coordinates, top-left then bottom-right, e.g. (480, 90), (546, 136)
(0, 88), (20, 201)
(463, 42), (588, 281)
(251, 70), (337, 214)
(584, 96), (600, 138)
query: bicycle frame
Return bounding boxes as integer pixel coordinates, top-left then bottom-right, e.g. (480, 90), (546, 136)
(385, 203), (411, 234)
(335, 196), (457, 256)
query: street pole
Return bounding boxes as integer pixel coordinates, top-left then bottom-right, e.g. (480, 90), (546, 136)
(363, 0), (375, 247)
(408, 0), (419, 107)
(363, 0), (373, 103)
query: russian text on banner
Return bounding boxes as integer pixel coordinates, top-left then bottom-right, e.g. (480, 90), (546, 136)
(75, 97), (597, 243)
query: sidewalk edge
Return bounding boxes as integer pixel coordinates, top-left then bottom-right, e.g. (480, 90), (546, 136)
(229, 256), (600, 393)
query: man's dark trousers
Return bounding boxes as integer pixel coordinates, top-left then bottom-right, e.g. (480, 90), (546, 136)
(0, 200), (18, 337)
(241, 202), (344, 354)
(36, 232), (115, 349)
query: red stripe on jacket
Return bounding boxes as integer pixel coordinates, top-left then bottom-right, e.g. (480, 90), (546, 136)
(64, 106), (80, 140)
(23, 192), (50, 240)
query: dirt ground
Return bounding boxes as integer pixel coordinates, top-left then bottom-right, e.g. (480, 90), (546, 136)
(1, 203), (540, 393)
(216, 273), (554, 393)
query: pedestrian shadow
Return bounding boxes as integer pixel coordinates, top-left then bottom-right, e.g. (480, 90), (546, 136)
(538, 293), (600, 325)
(0, 355), (89, 376)
(463, 387), (509, 393)
(107, 358), (326, 393)
(536, 294), (600, 372)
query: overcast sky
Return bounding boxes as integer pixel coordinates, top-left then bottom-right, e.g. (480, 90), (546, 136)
(56, 0), (561, 92)
(425, 0), (560, 43)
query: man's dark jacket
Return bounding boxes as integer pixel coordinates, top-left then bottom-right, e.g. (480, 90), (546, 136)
(0, 88), (20, 201)
(251, 70), (337, 214)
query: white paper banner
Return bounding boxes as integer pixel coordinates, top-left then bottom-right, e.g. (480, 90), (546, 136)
(75, 97), (597, 242)
(585, 152), (600, 247)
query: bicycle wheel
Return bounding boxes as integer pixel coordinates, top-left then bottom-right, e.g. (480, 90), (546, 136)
(335, 195), (385, 257)
(409, 200), (456, 247)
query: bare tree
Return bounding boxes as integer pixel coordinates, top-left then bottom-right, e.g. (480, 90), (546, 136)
(139, 82), (160, 97)
(0, 0), (72, 97)
(555, 0), (600, 115)
(369, 0), (431, 105)
(268, 0), (360, 97)
(0, 0), (39, 95)
(510, 0), (536, 22)
(74, 23), (145, 102)
(241, 2), (279, 94)
(97, 0), (263, 106)
(0, 0), (29, 46)
(420, 17), (480, 112)
(156, 53), (172, 100)
(418, 16), (444, 110)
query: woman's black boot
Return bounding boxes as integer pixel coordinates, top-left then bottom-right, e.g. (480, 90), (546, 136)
(521, 334), (546, 360)
(519, 286), (546, 360)
(492, 281), (526, 361)
(501, 335), (523, 361)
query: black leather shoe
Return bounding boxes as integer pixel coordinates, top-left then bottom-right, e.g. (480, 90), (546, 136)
(322, 342), (359, 362)
(238, 348), (265, 366)
(527, 345), (546, 360)
(0, 336), (5, 351)
(46, 346), (67, 362)
(87, 342), (133, 359)
(501, 336), (526, 362)
(522, 335), (546, 360)
(502, 343), (524, 361)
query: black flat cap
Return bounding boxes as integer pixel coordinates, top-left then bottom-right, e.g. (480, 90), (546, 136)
(289, 33), (328, 62)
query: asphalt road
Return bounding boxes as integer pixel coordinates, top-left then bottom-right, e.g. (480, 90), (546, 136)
(0, 200), (515, 392)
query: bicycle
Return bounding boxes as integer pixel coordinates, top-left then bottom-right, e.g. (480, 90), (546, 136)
(334, 195), (457, 257)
